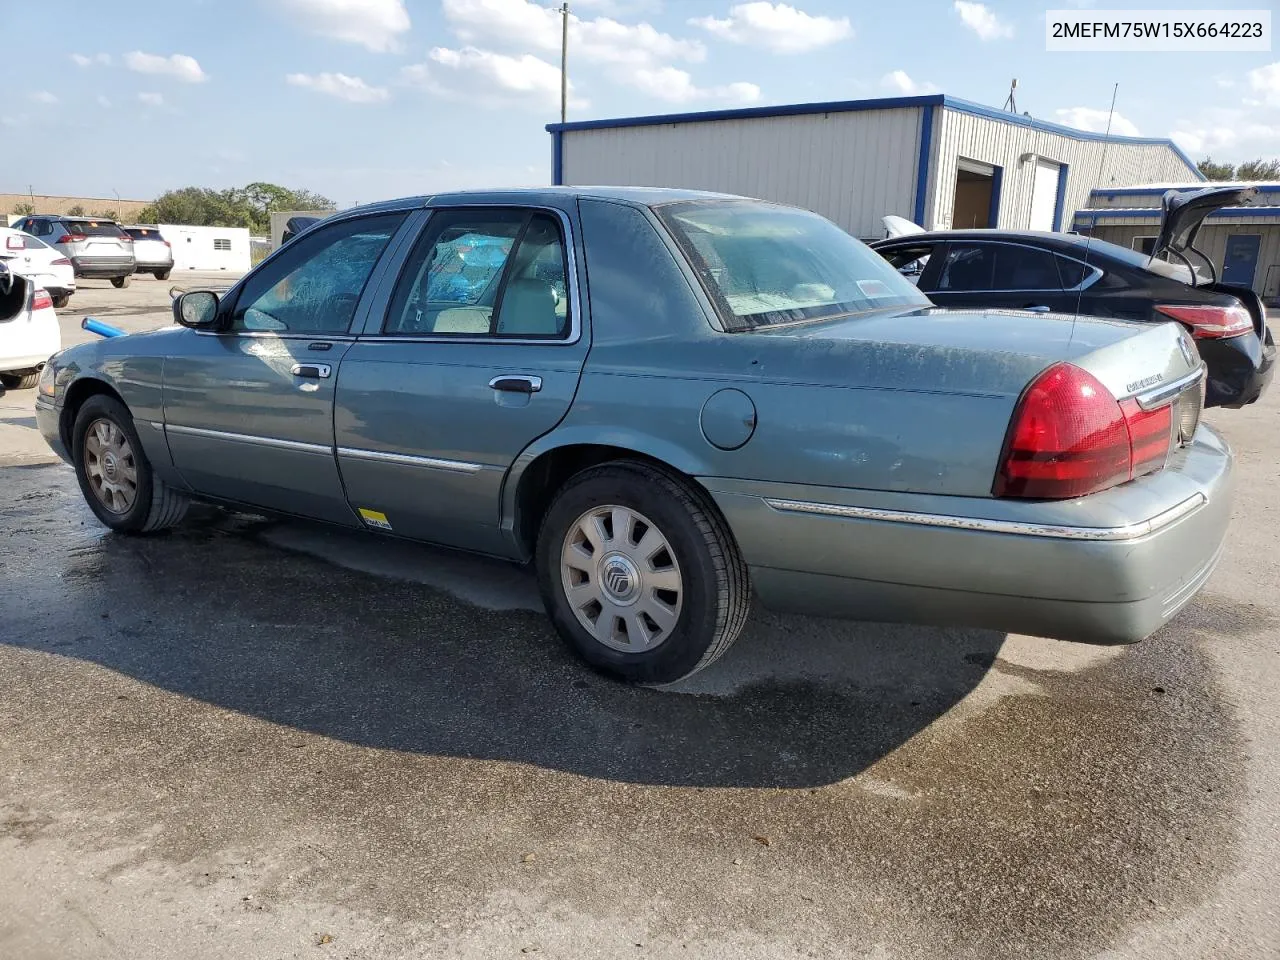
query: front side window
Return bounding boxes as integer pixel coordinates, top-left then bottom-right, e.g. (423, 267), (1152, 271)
(655, 200), (928, 331)
(384, 209), (570, 338)
(231, 212), (405, 334)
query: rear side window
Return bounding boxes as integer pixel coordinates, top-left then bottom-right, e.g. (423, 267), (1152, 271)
(62, 220), (126, 238)
(1055, 255), (1093, 289)
(4, 232), (49, 251)
(936, 243), (1062, 292)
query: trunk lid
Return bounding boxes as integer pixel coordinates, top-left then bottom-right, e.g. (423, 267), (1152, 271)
(1151, 185), (1259, 282)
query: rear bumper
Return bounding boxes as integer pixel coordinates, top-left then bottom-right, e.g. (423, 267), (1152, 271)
(703, 425), (1234, 644)
(71, 256), (136, 278)
(1203, 326), (1274, 408)
(134, 258), (174, 271)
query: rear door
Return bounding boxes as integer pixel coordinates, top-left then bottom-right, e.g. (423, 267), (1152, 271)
(925, 240), (1077, 313)
(162, 210), (412, 524)
(335, 202), (589, 555)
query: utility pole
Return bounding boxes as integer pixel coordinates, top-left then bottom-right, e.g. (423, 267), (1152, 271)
(560, 2), (569, 124)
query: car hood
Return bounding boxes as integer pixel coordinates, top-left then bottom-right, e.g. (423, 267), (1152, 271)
(1152, 185), (1258, 263)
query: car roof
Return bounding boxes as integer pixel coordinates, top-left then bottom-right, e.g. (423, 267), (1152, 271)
(333, 186), (757, 219)
(874, 229), (1094, 250)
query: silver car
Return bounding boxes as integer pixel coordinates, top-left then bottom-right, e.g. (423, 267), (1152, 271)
(123, 225), (175, 280)
(34, 189), (1231, 685)
(12, 215), (137, 288)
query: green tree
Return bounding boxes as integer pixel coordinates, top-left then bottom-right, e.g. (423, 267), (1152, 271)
(141, 182), (334, 234)
(92, 209), (119, 221)
(1197, 157), (1235, 180)
(11, 202), (34, 216)
(1235, 158), (1280, 180)
(66, 204), (86, 217)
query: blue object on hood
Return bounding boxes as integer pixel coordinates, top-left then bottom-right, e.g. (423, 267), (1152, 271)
(82, 317), (127, 338)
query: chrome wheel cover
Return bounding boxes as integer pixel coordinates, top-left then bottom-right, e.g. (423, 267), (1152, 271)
(560, 504), (684, 653)
(83, 418), (138, 515)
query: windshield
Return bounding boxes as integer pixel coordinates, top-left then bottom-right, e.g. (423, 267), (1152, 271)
(655, 199), (929, 331)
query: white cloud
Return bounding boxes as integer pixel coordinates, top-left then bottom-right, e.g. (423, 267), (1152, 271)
(125, 51), (208, 83)
(627, 66), (760, 103)
(442, 0), (704, 65)
(1054, 106), (1140, 137)
(273, 0), (410, 52)
(138, 92), (166, 107)
(690, 2), (852, 54)
(1170, 120), (1280, 156)
(953, 1), (1012, 40)
(881, 70), (939, 96)
(403, 46), (584, 109)
(30, 91), (59, 105)
(71, 52), (112, 67)
(96, 95), (112, 109)
(286, 72), (390, 103)
(1247, 61), (1280, 107)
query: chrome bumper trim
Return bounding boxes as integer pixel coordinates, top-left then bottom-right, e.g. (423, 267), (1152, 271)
(762, 493), (1208, 542)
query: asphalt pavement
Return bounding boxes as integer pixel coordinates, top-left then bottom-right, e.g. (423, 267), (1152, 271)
(0, 277), (1276, 959)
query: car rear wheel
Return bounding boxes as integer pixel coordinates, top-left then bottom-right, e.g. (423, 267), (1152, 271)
(0, 370), (40, 390)
(535, 460), (750, 684)
(154, 270), (170, 281)
(51, 294), (70, 309)
(72, 395), (190, 533)
(111, 276), (130, 289)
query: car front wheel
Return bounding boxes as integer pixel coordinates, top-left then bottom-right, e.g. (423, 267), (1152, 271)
(0, 370), (40, 390)
(536, 460), (750, 684)
(51, 294), (70, 309)
(72, 395), (190, 533)
(111, 276), (130, 289)
(155, 270), (171, 281)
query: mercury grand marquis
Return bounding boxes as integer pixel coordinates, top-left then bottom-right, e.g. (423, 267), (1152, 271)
(35, 188), (1232, 683)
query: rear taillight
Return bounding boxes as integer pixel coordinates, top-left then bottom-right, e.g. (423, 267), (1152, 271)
(31, 290), (53, 311)
(1155, 303), (1253, 339)
(51, 257), (71, 265)
(56, 233), (87, 244)
(995, 362), (1175, 500)
(5, 236), (22, 250)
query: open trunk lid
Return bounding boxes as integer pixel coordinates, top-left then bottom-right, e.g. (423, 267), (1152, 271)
(1151, 185), (1258, 282)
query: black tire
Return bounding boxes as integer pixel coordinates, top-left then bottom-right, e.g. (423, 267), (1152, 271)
(111, 275), (130, 289)
(0, 370), (40, 390)
(535, 459), (750, 684)
(72, 395), (190, 533)
(154, 270), (171, 281)
(52, 294), (70, 309)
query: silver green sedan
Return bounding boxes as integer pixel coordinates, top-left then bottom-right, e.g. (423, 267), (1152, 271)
(35, 189), (1231, 684)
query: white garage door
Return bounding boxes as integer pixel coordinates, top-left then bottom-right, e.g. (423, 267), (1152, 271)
(1028, 159), (1062, 231)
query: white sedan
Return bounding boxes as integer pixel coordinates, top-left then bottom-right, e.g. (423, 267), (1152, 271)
(1, 227), (75, 308)
(0, 261), (61, 390)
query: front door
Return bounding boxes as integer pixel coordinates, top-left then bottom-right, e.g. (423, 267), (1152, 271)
(334, 204), (589, 555)
(1221, 234), (1261, 288)
(163, 211), (409, 524)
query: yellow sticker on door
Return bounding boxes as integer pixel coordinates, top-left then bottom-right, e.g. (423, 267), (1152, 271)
(358, 508), (393, 531)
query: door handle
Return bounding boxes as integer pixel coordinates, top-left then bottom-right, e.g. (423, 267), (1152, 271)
(291, 362), (331, 379)
(489, 375), (542, 394)
(1023, 304), (1052, 313)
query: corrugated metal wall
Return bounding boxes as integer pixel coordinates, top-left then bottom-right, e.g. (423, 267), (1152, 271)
(1085, 221), (1280, 300)
(927, 110), (1198, 231)
(559, 108), (925, 239)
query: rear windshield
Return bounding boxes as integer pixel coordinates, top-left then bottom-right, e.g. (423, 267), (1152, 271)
(125, 227), (165, 240)
(63, 220), (126, 238)
(655, 200), (929, 330)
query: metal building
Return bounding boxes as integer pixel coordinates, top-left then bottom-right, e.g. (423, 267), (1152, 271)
(1074, 183), (1280, 304)
(546, 94), (1200, 241)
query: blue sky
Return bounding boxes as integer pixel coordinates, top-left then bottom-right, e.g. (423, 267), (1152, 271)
(2, 0), (1278, 206)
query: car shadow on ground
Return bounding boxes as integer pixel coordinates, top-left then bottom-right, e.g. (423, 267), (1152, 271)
(6, 496), (1008, 791)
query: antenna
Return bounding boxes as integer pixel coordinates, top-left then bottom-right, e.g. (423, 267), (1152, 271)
(1003, 78), (1018, 113)
(1074, 82), (1119, 323)
(559, 2), (569, 124)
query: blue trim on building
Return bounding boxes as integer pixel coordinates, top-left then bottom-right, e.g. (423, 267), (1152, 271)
(1091, 184), (1280, 199)
(544, 93), (1203, 181)
(1074, 206), (1280, 222)
(1052, 162), (1070, 231)
(987, 163), (1003, 227)
(913, 105), (934, 227)
(552, 130), (564, 186)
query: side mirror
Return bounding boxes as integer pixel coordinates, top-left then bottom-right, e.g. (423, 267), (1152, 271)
(174, 290), (220, 329)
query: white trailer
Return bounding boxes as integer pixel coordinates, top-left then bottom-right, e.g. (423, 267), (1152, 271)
(160, 224), (251, 273)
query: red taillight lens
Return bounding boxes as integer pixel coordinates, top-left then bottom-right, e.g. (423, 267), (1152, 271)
(51, 257), (71, 265)
(1155, 303), (1253, 339)
(31, 290), (53, 311)
(996, 362), (1174, 500)
(56, 233), (87, 244)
